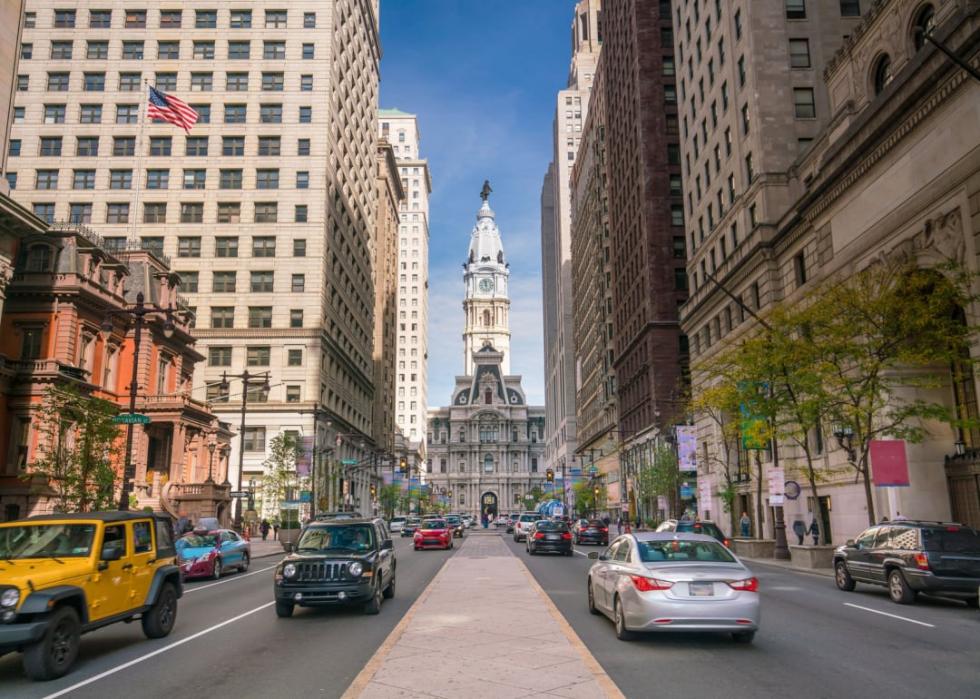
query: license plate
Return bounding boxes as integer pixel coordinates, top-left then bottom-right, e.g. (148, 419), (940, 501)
(689, 582), (714, 596)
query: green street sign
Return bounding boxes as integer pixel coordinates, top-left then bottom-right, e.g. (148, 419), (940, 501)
(113, 413), (150, 425)
(341, 458), (358, 465)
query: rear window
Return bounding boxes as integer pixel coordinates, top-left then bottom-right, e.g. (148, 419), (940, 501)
(921, 527), (980, 553)
(676, 522), (725, 539)
(520, 514), (538, 522)
(638, 539), (736, 564)
(422, 520), (447, 529)
(535, 521), (567, 532)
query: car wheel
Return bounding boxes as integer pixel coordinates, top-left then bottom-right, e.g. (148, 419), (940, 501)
(587, 579), (600, 615)
(22, 605), (81, 681)
(239, 552), (250, 573)
(614, 596), (634, 641)
(141, 582), (178, 639)
(732, 631), (755, 644)
(834, 561), (856, 591)
(275, 601), (294, 618)
(211, 557), (222, 580)
(364, 581), (383, 615)
(888, 569), (917, 604)
(383, 573), (396, 599)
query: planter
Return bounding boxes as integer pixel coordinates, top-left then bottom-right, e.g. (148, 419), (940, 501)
(788, 545), (835, 570)
(732, 538), (775, 559)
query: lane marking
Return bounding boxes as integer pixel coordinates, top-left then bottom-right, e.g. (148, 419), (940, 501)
(41, 602), (276, 699)
(183, 564), (277, 593)
(844, 603), (936, 628)
(574, 549), (589, 557)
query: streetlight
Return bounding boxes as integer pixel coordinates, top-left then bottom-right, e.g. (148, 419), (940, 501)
(214, 369), (270, 531)
(832, 423), (856, 462)
(206, 440), (216, 484)
(954, 439), (967, 457)
(100, 291), (185, 511)
(248, 478), (256, 515)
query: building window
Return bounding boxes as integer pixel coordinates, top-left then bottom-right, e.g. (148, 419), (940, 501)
(246, 346), (271, 367)
(225, 105), (247, 124)
(793, 88), (816, 118)
(106, 203), (130, 223)
(40, 136), (63, 156)
(215, 237), (239, 258)
(119, 73), (142, 92)
(287, 349), (303, 366)
(180, 203), (204, 223)
(302, 44), (315, 59)
(149, 137), (172, 156)
(211, 307), (234, 329)
(295, 205), (308, 223)
(291, 274), (305, 293)
(33, 203), (55, 224)
(69, 203), (92, 223)
(873, 55), (893, 95)
(296, 172), (309, 189)
(674, 268), (689, 291)
(913, 5), (936, 51)
(183, 170), (206, 189)
(160, 10), (181, 28)
(256, 169), (279, 189)
(289, 310), (304, 328)
(125, 10), (146, 28)
(301, 75), (314, 92)
(195, 10), (217, 28)
(110, 135), (133, 155)
(673, 237), (686, 259)
(286, 386), (302, 403)
(260, 104), (283, 123)
(789, 39), (811, 68)
(840, 0), (861, 17)
(261, 73), (284, 91)
(794, 251), (808, 287)
(258, 136), (281, 156)
(248, 307), (272, 329)
(255, 203), (278, 223)
(48, 73), (70, 91)
(299, 106), (312, 123)
(213, 271), (236, 293)
(243, 427), (266, 452)
(226, 73), (249, 91)
(265, 10), (288, 28)
(122, 42), (143, 60)
(178, 237), (201, 258)
(185, 137), (209, 156)
(786, 0), (806, 19)
(220, 169), (243, 190)
(222, 136), (245, 156)
(230, 10), (252, 28)
(745, 153), (754, 182)
(55, 9), (77, 27)
(209, 347), (232, 367)
(109, 170), (133, 190)
(671, 205), (684, 227)
(21, 327), (44, 359)
(144, 203), (167, 223)
(80, 105), (103, 124)
(250, 271), (274, 293)
(253, 237), (276, 257)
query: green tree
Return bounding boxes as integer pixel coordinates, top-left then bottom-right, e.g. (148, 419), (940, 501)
(261, 432), (303, 516)
(521, 485), (546, 512)
(572, 481), (606, 518)
(378, 484), (401, 520)
(25, 384), (122, 512)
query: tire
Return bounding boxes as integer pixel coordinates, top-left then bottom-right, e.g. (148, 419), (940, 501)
(211, 557), (222, 580)
(364, 581), (383, 615)
(383, 572), (396, 599)
(275, 601), (294, 618)
(239, 552), (250, 572)
(141, 582), (178, 639)
(966, 595), (979, 609)
(834, 561), (856, 592)
(22, 606), (80, 681)
(732, 631), (756, 644)
(613, 597), (634, 641)
(888, 569), (917, 604)
(587, 579), (600, 615)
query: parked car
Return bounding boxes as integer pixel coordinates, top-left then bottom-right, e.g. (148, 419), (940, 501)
(494, 515), (513, 529)
(177, 529), (251, 579)
(527, 520), (573, 556)
(461, 515), (475, 529)
(414, 519), (454, 550)
(833, 520), (980, 606)
(273, 518), (395, 617)
(573, 519), (609, 546)
(444, 514), (466, 538)
(656, 519), (731, 548)
(389, 517), (407, 533)
(0, 512), (181, 680)
(513, 513), (540, 542)
(400, 517), (421, 537)
(587, 533), (760, 643)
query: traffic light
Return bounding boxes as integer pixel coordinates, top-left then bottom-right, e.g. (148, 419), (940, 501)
(398, 456), (408, 473)
(546, 468), (554, 483)
(370, 483), (377, 498)
(593, 485), (600, 497)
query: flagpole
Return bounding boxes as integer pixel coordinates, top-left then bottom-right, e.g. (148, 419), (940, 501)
(130, 79), (149, 243)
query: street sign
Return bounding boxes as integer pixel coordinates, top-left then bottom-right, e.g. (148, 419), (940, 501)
(113, 413), (150, 425)
(299, 491), (311, 503)
(229, 491), (249, 498)
(588, 466), (598, 476)
(341, 458), (358, 465)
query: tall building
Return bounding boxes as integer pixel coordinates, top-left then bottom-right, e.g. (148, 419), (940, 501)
(5, 3), (384, 514)
(378, 110), (431, 450)
(427, 189), (546, 520)
(541, 0), (601, 492)
(0, 1), (26, 190)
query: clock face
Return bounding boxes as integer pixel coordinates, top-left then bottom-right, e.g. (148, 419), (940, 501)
(478, 278), (494, 293)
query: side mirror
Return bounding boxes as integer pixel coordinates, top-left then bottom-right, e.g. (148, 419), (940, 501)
(587, 551), (599, 560)
(101, 543), (124, 561)
(598, 554), (609, 561)
(381, 539), (394, 551)
(284, 542), (295, 553)
(845, 539), (856, 548)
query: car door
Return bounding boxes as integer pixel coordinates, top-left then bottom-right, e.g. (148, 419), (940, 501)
(128, 519), (157, 608)
(867, 526), (895, 584)
(848, 527), (879, 581)
(219, 531), (242, 567)
(89, 523), (133, 621)
(375, 523), (393, 587)
(597, 539), (623, 610)
(608, 537), (634, 603)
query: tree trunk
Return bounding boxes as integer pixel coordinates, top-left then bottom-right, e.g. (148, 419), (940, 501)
(754, 451), (765, 539)
(860, 453), (877, 526)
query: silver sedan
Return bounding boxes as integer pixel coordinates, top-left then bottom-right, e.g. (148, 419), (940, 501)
(587, 532), (760, 643)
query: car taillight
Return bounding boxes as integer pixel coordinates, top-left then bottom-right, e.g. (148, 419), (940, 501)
(727, 577), (759, 592)
(599, 527), (608, 532)
(561, 532), (572, 540)
(723, 539), (731, 548)
(914, 553), (930, 570)
(630, 575), (673, 591)
(534, 532), (545, 540)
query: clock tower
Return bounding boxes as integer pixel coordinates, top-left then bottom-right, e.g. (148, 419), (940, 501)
(462, 182), (511, 375)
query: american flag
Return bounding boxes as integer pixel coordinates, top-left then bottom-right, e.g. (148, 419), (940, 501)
(146, 86), (198, 133)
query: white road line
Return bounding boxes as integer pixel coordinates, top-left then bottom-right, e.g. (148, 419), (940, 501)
(41, 601), (276, 699)
(183, 564), (277, 593)
(843, 602), (936, 628)
(573, 549), (589, 557)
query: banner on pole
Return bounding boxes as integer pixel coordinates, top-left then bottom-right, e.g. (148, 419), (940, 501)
(296, 436), (314, 477)
(676, 425), (697, 472)
(870, 440), (910, 487)
(767, 467), (785, 505)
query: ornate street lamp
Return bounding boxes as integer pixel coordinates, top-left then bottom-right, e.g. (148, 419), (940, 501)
(206, 440), (216, 484)
(832, 423), (856, 462)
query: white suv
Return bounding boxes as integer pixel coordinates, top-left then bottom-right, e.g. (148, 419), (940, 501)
(389, 517), (406, 533)
(512, 513), (541, 542)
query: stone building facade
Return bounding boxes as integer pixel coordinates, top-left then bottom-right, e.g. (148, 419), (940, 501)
(682, 0), (980, 539)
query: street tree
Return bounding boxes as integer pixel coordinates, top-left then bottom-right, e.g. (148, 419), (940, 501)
(521, 485), (546, 512)
(25, 384), (121, 512)
(378, 484), (401, 519)
(688, 376), (744, 534)
(261, 432), (304, 516)
(572, 481), (606, 518)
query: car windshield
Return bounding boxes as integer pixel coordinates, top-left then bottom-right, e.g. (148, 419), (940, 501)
(535, 521), (566, 532)
(445, 516), (460, 524)
(520, 515), (538, 522)
(921, 527), (980, 553)
(177, 534), (217, 549)
(391, 517), (406, 523)
(675, 522), (725, 540)
(0, 523), (96, 559)
(296, 524), (375, 552)
(638, 539), (737, 563)
(422, 520), (447, 529)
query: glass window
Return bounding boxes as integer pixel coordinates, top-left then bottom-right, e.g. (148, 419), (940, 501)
(190, 73), (213, 91)
(224, 105), (247, 124)
(215, 237), (239, 257)
(243, 428), (266, 451)
(71, 170), (95, 190)
(287, 349), (303, 366)
(33, 203), (55, 224)
(258, 136), (281, 156)
(143, 203), (167, 223)
(178, 271), (199, 293)
(299, 106), (312, 123)
(786, 0), (806, 19)
(212, 271), (236, 292)
(260, 104), (283, 123)
(228, 41), (250, 60)
(246, 346), (271, 367)
(261, 73), (284, 91)
(155, 73), (177, 91)
(263, 41), (286, 60)
(222, 136), (245, 156)
(112, 136), (135, 156)
(80, 105), (103, 123)
(217, 204), (240, 224)
(185, 137), (209, 156)
(304, 12), (316, 28)
(178, 237), (201, 258)
(55, 9), (77, 27)
(106, 203), (130, 224)
(295, 205), (308, 223)
(40, 136), (63, 156)
(122, 41), (143, 60)
(76, 137), (99, 157)
(109, 170), (133, 189)
(301, 75), (314, 91)
(265, 10), (288, 28)
(254, 203), (278, 223)
(84, 73), (106, 91)
(250, 271), (274, 292)
(248, 307), (272, 329)
(209, 347), (232, 366)
(183, 169), (206, 189)
(125, 10), (146, 28)
(69, 203), (92, 224)
(210, 307), (234, 329)
(291, 274), (305, 292)
(226, 73), (249, 91)
(794, 88), (816, 118)
(220, 169), (243, 189)
(150, 136), (172, 156)
(289, 310), (303, 328)
(193, 41), (215, 60)
(195, 10), (217, 28)
(231, 10), (252, 28)
(302, 44), (315, 59)
(873, 55), (893, 95)
(253, 237), (276, 257)
(180, 203), (204, 223)
(256, 170), (279, 189)
(48, 73), (70, 92)
(89, 9), (110, 27)
(789, 39), (811, 68)
(840, 0), (861, 17)
(159, 10), (182, 28)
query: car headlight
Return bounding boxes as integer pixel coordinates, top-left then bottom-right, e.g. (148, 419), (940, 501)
(0, 588), (20, 608)
(348, 562), (363, 577)
(283, 563), (297, 578)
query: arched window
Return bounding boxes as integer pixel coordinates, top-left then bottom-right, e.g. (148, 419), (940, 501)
(873, 54), (892, 95)
(483, 310), (491, 326)
(912, 4), (935, 51)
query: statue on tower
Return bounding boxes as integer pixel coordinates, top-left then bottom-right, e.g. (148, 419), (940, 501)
(480, 180), (492, 202)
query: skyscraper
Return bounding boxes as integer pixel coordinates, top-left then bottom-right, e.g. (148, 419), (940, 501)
(5, 3), (384, 511)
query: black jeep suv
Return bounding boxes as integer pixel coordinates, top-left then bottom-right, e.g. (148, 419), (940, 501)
(273, 518), (395, 617)
(834, 520), (980, 606)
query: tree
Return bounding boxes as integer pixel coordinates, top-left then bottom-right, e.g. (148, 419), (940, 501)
(688, 378), (743, 534)
(261, 432), (303, 516)
(572, 481), (606, 518)
(25, 385), (122, 512)
(521, 485), (546, 512)
(637, 440), (683, 523)
(378, 484), (401, 520)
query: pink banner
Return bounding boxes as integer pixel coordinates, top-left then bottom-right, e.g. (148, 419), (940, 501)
(870, 440), (910, 487)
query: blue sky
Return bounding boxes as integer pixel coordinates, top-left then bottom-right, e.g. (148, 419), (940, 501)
(379, 0), (577, 407)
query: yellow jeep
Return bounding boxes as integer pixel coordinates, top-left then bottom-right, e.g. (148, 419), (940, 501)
(0, 511), (182, 680)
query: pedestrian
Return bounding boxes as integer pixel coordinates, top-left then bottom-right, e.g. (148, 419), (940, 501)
(273, 521), (280, 540)
(260, 519), (270, 541)
(792, 519), (806, 545)
(739, 511), (751, 538)
(808, 518), (820, 546)
(602, 515), (611, 527)
(894, 512), (909, 521)
(616, 517), (623, 535)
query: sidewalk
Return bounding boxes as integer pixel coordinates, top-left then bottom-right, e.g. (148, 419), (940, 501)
(344, 535), (624, 699)
(248, 537), (285, 560)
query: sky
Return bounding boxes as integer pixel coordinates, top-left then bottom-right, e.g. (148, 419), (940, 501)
(379, 0), (578, 408)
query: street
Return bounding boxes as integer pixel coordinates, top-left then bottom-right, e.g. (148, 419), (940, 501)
(0, 537), (448, 699)
(502, 535), (980, 698)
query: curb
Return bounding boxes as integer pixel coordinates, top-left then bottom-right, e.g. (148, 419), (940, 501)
(742, 556), (834, 579)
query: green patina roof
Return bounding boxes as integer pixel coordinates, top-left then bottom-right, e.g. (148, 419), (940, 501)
(378, 108), (414, 117)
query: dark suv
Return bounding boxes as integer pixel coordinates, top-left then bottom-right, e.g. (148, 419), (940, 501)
(656, 519), (731, 548)
(834, 521), (980, 606)
(273, 518), (395, 617)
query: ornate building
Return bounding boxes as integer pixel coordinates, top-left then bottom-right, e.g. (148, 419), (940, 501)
(427, 188), (546, 520)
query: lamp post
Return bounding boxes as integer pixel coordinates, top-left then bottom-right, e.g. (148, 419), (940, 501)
(206, 440), (216, 484)
(215, 370), (270, 531)
(100, 291), (184, 511)
(248, 478), (256, 514)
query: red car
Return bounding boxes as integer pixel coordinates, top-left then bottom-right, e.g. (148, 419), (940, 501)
(414, 519), (454, 550)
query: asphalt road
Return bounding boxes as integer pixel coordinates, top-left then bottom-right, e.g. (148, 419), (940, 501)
(502, 533), (980, 699)
(0, 536), (449, 699)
